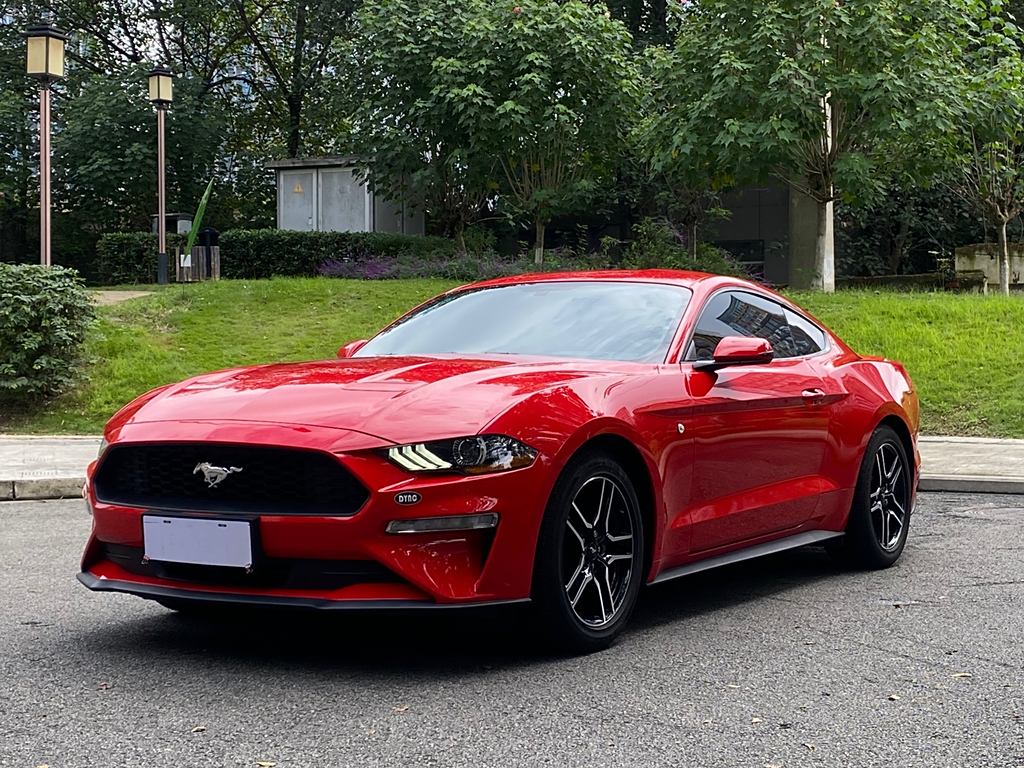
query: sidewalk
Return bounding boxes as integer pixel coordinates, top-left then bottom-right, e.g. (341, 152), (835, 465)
(1, 434), (1022, 502)
(0, 436), (100, 500)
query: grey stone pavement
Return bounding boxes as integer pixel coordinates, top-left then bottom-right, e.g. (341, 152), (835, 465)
(0, 434), (1022, 501)
(0, 492), (1021, 767)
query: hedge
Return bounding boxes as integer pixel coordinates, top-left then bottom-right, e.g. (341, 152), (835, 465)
(95, 232), (185, 285)
(94, 229), (456, 284)
(0, 264), (95, 405)
(93, 222), (745, 285)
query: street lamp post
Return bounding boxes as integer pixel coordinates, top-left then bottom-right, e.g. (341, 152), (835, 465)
(148, 66), (174, 285)
(24, 22), (66, 268)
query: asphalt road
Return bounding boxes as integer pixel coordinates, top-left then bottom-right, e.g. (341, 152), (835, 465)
(1, 493), (1022, 768)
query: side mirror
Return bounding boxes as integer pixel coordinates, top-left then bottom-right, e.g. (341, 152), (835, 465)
(694, 336), (774, 371)
(337, 339), (368, 359)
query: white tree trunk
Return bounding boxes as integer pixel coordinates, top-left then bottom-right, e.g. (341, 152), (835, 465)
(998, 219), (1011, 296)
(814, 199), (836, 293)
(534, 220), (546, 266)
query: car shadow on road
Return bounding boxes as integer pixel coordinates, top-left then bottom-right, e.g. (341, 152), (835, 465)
(68, 546), (846, 676)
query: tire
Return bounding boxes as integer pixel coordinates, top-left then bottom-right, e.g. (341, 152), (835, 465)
(830, 425), (912, 569)
(532, 452), (645, 654)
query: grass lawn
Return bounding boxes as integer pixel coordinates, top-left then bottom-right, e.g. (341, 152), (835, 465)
(790, 290), (1024, 438)
(2, 279), (1021, 438)
(1, 278), (457, 435)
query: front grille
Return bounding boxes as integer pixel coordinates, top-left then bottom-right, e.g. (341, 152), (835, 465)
(103, 544), (398, 590)
(94, 443), (369, 516)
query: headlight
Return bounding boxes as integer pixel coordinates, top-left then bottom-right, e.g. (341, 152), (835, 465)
(385, 435), (537, 475)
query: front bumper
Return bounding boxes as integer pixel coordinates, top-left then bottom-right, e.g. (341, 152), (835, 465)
(80, 422), (555, 609)
(76, 572), (529, 611)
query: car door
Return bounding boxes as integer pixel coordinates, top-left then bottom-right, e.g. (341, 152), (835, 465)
(681, 290), (833, 552)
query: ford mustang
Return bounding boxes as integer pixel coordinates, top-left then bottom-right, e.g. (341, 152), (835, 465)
(79, 271), (919, 652)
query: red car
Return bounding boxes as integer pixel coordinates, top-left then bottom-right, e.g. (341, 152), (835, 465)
(80, 271), (919, 652)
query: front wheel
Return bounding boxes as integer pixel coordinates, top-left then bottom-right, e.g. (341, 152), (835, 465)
(532, 453), (645, 654)
(830, 425), (913, 569)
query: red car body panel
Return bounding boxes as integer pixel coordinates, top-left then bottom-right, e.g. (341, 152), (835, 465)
(80, 271), (920, 609)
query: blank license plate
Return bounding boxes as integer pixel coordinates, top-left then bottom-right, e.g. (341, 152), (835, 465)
(143, 515), (253, 569)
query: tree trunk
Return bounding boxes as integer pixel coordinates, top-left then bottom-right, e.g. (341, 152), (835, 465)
(455, 222), (467, 255)
(689, 223), (698, 260)
(534, 219), (546, 266)
(286, 95), (303, 159)
(998, 219), (1011, 296)
(813, 199), (836, 293)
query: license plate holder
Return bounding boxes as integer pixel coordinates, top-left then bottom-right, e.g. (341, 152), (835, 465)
(142, 514), (254, 569)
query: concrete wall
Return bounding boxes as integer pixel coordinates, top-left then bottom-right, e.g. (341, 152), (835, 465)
(955, 243), (1024, 287)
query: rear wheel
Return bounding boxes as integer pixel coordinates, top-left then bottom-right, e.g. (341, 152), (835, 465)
(830, 425), (912, 569)
(533, 453), (645, 654)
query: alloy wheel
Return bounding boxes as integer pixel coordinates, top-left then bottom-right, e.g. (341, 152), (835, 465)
(870, 442), (909, 552)
(562, 474), (636, 629)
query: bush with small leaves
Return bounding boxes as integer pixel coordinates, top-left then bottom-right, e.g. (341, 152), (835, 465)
(0, 264), (95, 406)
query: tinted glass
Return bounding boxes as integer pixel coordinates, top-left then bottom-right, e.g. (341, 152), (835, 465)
(356, 281), (691, 363)
(686, 291), (804, 360)
(785, 309), (827, 356)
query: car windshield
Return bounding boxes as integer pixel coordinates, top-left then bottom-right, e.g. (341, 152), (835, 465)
(356, 281), (692, 363)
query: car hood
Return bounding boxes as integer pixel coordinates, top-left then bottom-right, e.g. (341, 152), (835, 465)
(118, 355), (634, 445)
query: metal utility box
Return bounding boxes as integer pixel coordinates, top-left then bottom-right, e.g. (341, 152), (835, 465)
(151, 212), (193, 235)
(268, 156), (424, 235)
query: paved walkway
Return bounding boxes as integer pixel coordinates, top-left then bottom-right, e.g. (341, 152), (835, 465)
(1, 434), (1022, 501)
(91, 290), (153, 306)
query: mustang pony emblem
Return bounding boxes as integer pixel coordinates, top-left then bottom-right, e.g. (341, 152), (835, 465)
(193, 462), (243, 488)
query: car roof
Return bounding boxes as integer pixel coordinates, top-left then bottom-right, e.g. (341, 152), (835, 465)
(460, 269), (744, 291)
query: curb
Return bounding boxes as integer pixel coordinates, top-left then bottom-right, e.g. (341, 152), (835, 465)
(4, 477), (84, 502)
(2, 473), (1023, 502)
(918, 474), (1024, 495)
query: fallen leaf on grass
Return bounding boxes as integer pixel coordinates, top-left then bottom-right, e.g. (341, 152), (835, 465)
(393, 704), (409, 713)
(751, 717), (763, 724)
(951, 672), (972, 679)
(256, 762), (276, 767)
(803, 743), (816, 751)
(191, 725), (206, 733)
(888, 694), (901, 701)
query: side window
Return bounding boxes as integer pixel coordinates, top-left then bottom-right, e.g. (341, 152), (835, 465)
(686, 291), (806, 361)
(785, 309), (827, 357)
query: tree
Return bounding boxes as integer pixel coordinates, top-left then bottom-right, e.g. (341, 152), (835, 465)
(433, 0), (638, 263)
(229, 0), (357, 157)
(351, 0), (497, 249)
(54, 66), (224, 233)
(650, 0), (974, 291)
(0, 6), (37, 264)
(601, 0), (671, 47)
(945, 12), (1024, 295)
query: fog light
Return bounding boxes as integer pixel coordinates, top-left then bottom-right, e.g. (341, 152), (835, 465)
(385, 513), (499, 535)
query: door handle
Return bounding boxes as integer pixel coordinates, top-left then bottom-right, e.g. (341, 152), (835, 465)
(802, 388), (826, 404)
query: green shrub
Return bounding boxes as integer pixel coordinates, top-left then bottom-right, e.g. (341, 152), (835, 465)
(95, 232), (184, 285)
(621, 218), (747, 277)
(0, 264), (95, 405)
(218, 229), (457, 279)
